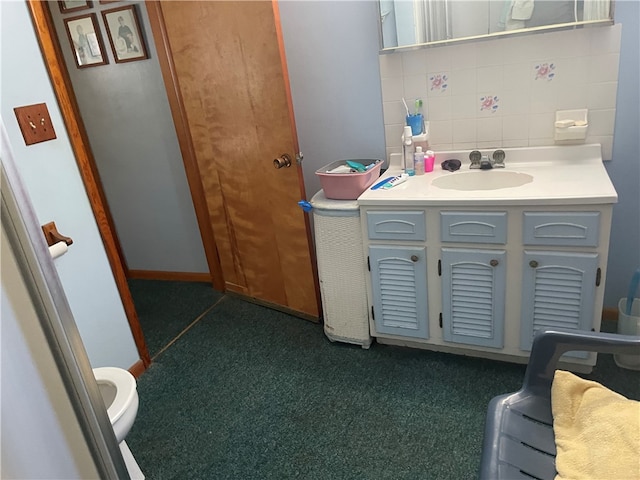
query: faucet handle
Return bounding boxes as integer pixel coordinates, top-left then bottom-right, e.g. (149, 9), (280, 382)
(469, 150), (481, 169)
(493, 149), (506, 168)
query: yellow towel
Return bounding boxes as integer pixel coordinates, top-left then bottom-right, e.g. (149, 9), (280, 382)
(552, 370), (640, 480)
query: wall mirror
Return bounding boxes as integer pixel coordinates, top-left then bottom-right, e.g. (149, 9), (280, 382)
(379, 0), (614, 51)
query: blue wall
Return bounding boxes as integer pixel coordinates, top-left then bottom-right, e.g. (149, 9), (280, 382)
(605, 0), (640, 306)
(48, 2), (208, 274)
(1, 1), (139, 369)
(279, 1), (386, 198)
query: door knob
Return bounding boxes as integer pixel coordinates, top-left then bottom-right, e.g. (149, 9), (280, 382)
(410, 255), (419, 262)
(490, 259), (499, 267)
(529, 260), (539, 268)
(273, 154), (292, 169)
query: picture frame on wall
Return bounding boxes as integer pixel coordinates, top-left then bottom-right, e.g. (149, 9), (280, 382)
(58, 1), (92, 14)
(63, 13), (108, 68)
(101, 5), (148, 63)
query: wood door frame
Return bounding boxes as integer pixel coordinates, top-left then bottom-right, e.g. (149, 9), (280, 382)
(26, 1), (151, 370)
(145, 0), (321, 316)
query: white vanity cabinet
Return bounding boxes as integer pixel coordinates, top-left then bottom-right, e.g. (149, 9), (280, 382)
(340, 145), (618, 370)
(369, 245), (428, 339)
(365, 211), (429, 340)
(439, 211), (508, 350)
(518, 211), (604, 357)
(359, 204), (613, 370)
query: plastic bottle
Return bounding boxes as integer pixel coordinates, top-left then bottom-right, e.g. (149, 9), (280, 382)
(414, 146), (425, 176)
(403, 126), (415, 176)
(425, 150), (435, 173)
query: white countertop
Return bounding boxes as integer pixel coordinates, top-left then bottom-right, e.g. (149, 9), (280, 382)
(357, 144), (618, 207)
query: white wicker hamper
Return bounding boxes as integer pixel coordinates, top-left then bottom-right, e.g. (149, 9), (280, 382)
(310, 190), (371, 348)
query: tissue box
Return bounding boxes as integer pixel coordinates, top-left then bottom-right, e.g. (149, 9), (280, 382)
(316, 159), (383, 200)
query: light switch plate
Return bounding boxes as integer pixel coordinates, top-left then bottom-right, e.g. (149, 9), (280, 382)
(14, 103), (57, 145)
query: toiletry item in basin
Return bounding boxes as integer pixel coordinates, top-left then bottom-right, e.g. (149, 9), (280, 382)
(326, 165), (353, 174)
(346, 160), (366, 172)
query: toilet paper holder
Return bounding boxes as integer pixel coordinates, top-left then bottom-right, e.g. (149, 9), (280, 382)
(41, 221), (73, 247)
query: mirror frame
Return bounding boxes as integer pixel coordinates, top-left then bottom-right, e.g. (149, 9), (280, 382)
(378, 1), (615, 52)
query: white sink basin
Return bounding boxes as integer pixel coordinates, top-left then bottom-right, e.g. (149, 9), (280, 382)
(431, 170), (534, 191)
(357, 144), (617, 206)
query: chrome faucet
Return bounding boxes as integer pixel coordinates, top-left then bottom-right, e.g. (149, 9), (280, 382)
(469, 149), (506, 169)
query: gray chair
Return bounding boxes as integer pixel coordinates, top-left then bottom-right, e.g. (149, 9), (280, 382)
(479, 328), (640, 480)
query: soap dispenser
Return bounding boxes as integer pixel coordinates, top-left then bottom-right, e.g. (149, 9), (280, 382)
(403, 125), (415, 176)
(414, 146), (425, 176)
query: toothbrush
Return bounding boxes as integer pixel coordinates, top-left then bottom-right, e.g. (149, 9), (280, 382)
(402, 98), (410, 117)
(415, 98), (423, 115)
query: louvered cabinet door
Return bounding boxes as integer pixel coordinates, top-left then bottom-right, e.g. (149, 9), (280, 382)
(441, 248), (506, 348)
(369, 245), (428, 339)
(520, 251), (599, 355)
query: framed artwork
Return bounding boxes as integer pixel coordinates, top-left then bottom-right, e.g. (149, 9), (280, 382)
(63, 14), (108, 68)
(101, 5), (148, 63)
(58, 1), (92, 13)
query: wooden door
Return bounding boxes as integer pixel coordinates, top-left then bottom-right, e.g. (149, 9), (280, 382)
(148, 1), (319, 319)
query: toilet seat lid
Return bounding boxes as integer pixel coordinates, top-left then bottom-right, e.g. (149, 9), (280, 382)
(92, 367), (137, 423)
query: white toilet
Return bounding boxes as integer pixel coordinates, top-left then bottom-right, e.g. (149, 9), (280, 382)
(93, 367), (144, 479)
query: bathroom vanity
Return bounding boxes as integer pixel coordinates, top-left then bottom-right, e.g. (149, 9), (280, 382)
(317, 144), (617, 372)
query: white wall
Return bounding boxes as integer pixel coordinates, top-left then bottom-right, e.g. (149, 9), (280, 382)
(379, 24), (622, 160)
(0, 1), (138, 369)
(1, 228), (99, 479)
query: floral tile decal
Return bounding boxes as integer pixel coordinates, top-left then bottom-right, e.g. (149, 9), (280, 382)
(534, 62), (556, 81)
(429, 73), (448, 93)
(480, 95), (499, 113)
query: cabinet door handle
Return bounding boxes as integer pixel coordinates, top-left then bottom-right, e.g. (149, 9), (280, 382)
(490, 259), (499, 267)
(410, 255), (419, 262)
(529, 260), (539, 268)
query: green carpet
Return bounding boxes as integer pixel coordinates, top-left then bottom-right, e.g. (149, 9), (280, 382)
(127, 279), (223, 358)
(126, 282), (639, 479)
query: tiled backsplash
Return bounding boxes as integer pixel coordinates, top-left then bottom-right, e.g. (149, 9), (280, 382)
(380, 24), (622, 160)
